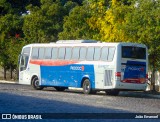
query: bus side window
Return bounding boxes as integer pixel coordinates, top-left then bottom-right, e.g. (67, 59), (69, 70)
(65, 47), (72, 60)
(101, 47), (108, 61)
(108, 47), (115, 61)
(86, 47), (94, 61)
(79, 47), (87, 60)
(51, 47), (58, 60)
(31, 47), (39, 59)
(44, 47), (52, 59)
(72, 47), (80, 60)
(94, 47), (101, 60)
(39, 47), (45, 59)
(58, 47), (65, 60)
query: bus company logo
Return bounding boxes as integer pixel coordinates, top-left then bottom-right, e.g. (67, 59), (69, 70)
(81, 66), (84, 71)
(128, 67), (144, 71)
(70, 66), (84, 71)
(140, 68), (144, 71)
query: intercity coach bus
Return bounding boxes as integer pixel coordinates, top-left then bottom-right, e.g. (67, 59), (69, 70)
(19, 40), (148, 95)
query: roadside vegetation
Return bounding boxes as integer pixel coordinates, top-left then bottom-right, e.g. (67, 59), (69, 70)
(0, 0), (160, 91)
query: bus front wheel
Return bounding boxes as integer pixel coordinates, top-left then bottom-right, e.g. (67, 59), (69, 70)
(32, 77), (44, 90)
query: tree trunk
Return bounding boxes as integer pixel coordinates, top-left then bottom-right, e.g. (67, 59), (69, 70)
(10, 65), (13, 80)
(151, 47), (157, 92)
(151, 67), (156, 92)
(3, 66), (6, 80)
(16, 67), (19, 80)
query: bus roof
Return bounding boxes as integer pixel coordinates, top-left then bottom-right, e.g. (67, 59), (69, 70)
(56, 40), (99, 43)
(22, 41), (147, 49)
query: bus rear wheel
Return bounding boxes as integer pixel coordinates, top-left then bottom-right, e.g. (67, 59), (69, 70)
(32, 77), (44, 90)
(105, 90), (119, 96)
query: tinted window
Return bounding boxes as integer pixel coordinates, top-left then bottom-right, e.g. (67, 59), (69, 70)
(108, 47), (115, 61)
(44, 47), (52, 59)
(58, 47), (65, 59)
(52, 47), (58, 59)
(65, 47), (72, 60)
(122, 46), (146, 59)
(86, 47), (94, 60)
(101, 47), (108, 61)
(94, 47), (101, 60)
(31, 47), (39, 59)
(79, 47), (87, 60)
(72, 47), (80, 60)
(39, 48), (45, 59)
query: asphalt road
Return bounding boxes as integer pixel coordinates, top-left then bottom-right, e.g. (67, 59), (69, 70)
(0, 83), (160, 122)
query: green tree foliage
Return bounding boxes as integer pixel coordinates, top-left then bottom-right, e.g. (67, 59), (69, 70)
(86, 0), (111, 41)
(0, 14), (24, 79)
(58, 5), (91, 39)
(23, 0), (77, 43)
(120, 0), (160, 91)
(0, 0), (25, 79)
(60, 0), (84, 5)
(58, 0), (107, 40)
(0, 0), (41, 15)
(87, 0), (132, 42)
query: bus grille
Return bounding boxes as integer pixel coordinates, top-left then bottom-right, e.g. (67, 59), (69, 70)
(104, 70), (113, 86)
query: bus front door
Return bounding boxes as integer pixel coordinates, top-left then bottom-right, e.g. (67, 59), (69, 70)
(19, 55), (30, 84)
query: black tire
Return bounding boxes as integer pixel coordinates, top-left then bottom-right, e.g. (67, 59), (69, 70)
(105, 90), (119, 96)
(32, 77), (44, 90)
(82, 79), (92, 94)
(54, 86), (67, 91)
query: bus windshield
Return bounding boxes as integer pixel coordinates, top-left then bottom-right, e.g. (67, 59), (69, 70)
(122, 46), (146, 59)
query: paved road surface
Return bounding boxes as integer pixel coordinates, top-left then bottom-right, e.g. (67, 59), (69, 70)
(0, 83), (160, 122)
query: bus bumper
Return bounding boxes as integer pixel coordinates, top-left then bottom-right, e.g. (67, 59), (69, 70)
(115, 81), (147, 91)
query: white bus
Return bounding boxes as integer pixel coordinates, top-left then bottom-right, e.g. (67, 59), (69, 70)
(19, 40), (148, 95)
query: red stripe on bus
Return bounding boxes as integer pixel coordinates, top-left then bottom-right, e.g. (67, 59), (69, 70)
(121, 78), (146, 84)
(30, 60), (78, 66)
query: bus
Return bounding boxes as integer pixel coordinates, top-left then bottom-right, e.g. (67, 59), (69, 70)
(19, 40), (148, 95)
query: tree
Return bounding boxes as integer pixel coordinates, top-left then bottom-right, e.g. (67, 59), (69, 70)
(120, 0), (160, 91)
(58, 0), (106, 40)
(0, 14), (24, 79)
(23, 0), (73, 43)
(60, 0), (84, 5)
(0, 0), (24, 80)
(86, 0), (109, 40)
(87, 0), (132, 42)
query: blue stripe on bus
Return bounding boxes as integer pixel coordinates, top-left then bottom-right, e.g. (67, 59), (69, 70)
(40, 64), (95, 88)
(122, 61), (146, 66)
(123, 61), (146, 80)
